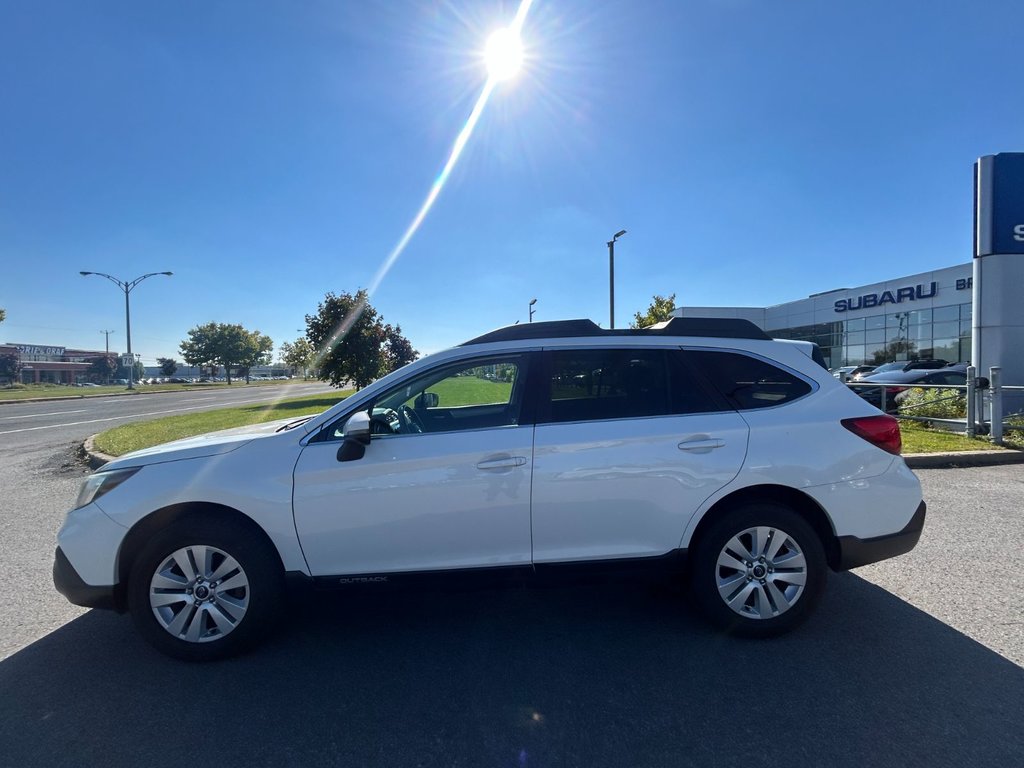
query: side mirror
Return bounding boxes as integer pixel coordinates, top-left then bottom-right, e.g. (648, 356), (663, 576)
(337, 411), (371, 462)
(415, 392), (439, 409)
(337, 439), (366, 462)
(342, 410), (371, 445)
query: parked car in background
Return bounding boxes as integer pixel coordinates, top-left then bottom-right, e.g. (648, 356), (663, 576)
(868, 360), (951, 378)
(851, 364), (967, 412)
(832, 365), (875, 381)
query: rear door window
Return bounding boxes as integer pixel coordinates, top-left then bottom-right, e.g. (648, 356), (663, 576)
(540, 349), (722, 423)
(544, 349), (668, 423)
(687, 350), (812, 410)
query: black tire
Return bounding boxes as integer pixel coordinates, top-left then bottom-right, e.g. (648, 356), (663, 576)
(691, 503), (827, 638)
(127, 516), (284, 661)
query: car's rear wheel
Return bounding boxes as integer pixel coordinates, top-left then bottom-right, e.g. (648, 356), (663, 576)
(127, 517), (284, 661)
(691, 503), (826, 637)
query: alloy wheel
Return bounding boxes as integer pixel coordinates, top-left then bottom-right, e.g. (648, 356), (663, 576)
(149, 545), (250, 643)
(715, 526), (808, 619)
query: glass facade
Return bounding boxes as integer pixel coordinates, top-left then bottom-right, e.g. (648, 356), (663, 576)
(770, 302), (972, 368)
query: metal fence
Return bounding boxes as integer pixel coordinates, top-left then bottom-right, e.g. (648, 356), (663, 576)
(844, 366), (1024, 446)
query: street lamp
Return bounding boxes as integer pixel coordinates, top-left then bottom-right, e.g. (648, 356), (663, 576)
(529, 298), (537, 323)
(607, 229), (626, 329)
(80, 271), (173, 390)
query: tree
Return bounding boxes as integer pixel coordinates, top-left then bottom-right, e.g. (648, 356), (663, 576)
(180, 322), (273, 384)
(157, 357), (178, 377)
(631, 294), (677, 329)
(0, 352), (21, 385)
(237, 331), (273, 383)
(0, 308), (6, 324)
(89, 354), (117, 383)
(305, 290), (417, 390)
(381, 323), (418, 376)
(280, 338), (313, 378)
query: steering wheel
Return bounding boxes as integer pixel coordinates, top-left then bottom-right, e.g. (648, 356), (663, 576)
(398, 404), (424, 434)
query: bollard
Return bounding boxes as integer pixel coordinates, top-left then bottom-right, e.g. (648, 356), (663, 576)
(990, 367), (1003, 445)
(976, 375), (988, 434)
(966, 366), (976, 438)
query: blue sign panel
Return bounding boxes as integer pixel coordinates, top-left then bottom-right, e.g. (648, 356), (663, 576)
(976, 152), (1024, 257)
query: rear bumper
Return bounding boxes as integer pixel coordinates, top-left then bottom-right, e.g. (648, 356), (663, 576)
(53, 547), (124, 611)
(835, 501), (926, 570)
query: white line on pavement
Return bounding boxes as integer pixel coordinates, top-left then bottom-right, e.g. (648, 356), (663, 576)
(0, 409), (90, 421)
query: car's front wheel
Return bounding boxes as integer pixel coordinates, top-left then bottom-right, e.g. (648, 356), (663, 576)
(691, 503), (827, 637)
(127, 517), (284, 661)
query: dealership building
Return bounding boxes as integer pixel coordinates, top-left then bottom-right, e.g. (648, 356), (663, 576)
(0, 344), (109, 384)
(674, 262), (974, 370)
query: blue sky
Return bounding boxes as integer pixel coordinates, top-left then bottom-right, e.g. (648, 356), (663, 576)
(2, 0), (1023, 364)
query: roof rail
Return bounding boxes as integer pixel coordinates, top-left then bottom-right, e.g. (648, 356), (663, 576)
(461, 317), (770, 345)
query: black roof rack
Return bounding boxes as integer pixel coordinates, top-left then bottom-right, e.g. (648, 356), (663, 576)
(461, 317), (770, 345)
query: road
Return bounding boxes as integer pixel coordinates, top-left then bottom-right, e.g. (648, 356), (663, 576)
(0, 394), (1021, 766)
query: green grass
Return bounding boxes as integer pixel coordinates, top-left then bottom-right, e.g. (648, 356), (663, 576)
(425, 377), (513, 407)
(93, 391), (351, 456)
(0, 378), (304, 401)
(899, 421), (1006, 453)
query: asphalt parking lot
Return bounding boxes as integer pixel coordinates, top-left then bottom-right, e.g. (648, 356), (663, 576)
(0, 427), (1020, 766)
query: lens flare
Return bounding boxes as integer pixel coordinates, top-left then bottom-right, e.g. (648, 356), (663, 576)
(309, 0), (536, 373)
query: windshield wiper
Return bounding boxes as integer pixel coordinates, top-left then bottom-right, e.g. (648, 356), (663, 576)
(276, 416), (314, 432)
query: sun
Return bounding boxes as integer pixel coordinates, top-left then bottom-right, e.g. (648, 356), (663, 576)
(484, 27), (523, 82)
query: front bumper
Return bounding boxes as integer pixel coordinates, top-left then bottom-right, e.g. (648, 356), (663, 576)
(835, 501), (926, 570)
(53, 547), (125, 611)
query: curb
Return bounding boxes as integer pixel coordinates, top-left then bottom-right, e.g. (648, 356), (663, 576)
(82, 435), (117, 469)
(903, 450), (1024, 469)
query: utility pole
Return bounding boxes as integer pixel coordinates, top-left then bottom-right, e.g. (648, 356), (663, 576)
(100, 329), (115, 384)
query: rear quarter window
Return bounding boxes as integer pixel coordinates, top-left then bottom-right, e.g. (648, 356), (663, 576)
(688, 350), (812, 410)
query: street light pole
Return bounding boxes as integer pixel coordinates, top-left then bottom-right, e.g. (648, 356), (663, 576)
(529, 298), (537, 323)
(80, 271), (173, 390)
(607, 229), (626, 329)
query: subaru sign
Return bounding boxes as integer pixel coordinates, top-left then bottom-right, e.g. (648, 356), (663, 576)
(833, 282), (937, 312)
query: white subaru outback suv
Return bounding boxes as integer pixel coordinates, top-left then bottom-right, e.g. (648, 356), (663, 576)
(54, 318), (925, 660)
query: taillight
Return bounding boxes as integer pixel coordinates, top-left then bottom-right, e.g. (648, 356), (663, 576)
(887, 386), (908, 395)
(841, 415), (902, 455)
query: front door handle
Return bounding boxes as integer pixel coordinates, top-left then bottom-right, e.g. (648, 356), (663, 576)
(476, 456), (527, 470)
(678, 438), (725, 453)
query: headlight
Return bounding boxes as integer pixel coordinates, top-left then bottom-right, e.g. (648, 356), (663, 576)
(74, 467), (142, 510)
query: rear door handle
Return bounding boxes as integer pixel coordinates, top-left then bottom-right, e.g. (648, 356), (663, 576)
(678, 438), (725, 453)
(476, 456), (528, 470)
